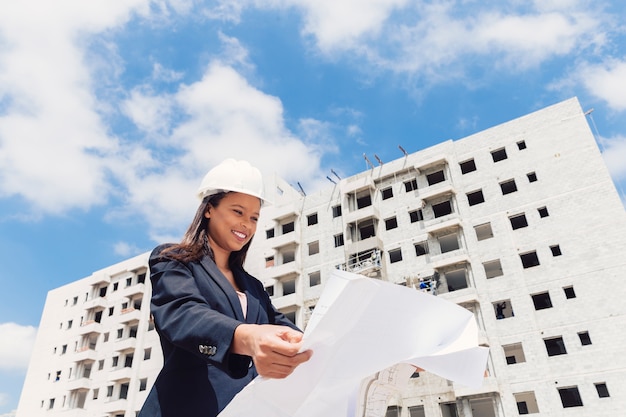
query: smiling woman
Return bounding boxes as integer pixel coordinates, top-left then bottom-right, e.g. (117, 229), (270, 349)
(138, 159), (312, 417)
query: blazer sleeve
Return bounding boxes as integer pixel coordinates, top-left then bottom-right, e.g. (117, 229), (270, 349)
(149, 247), (242, 368)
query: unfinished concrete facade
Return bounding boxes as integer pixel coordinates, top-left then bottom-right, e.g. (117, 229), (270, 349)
(17, 98), (626, 417)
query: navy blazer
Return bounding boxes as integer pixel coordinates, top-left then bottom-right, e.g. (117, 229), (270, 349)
(138, 244), (299, 417)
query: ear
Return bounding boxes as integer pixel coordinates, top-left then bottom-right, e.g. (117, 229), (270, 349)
(204, 208), (211, 219)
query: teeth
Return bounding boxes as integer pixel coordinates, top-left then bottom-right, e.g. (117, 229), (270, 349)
(233, 230), (246, 239)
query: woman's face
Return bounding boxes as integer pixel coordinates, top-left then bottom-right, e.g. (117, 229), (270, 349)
(205, 192), (261, 256)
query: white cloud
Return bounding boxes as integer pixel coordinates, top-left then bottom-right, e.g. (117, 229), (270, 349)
(601, 135), (626, 181)
(113, 241), (145, 257)
(0, 406), (16, 417)
(0, 323), (36, 371)
(289, 0), (409, 53)
(578, 59), (626, 111)
(117, 60), (326, 241)
(0, 0), (149, 214)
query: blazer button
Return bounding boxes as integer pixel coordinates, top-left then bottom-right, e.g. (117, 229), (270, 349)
(199, 344), (217, 356)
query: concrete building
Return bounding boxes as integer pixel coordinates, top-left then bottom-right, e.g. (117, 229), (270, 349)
(16, 97), (626, 417)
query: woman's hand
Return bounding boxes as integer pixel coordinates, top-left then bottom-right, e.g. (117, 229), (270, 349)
(232, 324), (313, 379)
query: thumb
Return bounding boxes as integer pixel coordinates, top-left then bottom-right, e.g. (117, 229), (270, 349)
(279, 328), (304, 343)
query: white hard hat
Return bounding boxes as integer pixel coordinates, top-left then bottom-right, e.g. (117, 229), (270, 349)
(197, 159), (265, 202)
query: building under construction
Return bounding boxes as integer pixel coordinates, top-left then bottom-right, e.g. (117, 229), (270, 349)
(16, 97), (626, 417)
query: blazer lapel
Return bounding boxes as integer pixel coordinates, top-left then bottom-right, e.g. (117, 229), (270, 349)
(199, 255), (246, 321)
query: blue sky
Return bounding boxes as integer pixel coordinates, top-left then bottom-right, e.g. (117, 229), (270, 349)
(1, 0), (625, 414)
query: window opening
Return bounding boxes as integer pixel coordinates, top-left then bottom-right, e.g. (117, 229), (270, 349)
(563, 286), (576, 299)
(520, 251), (540, 268)
(494, 300), (513, 319)
(334, 234), (344, 247)
(282, 221), (295, 234)
(439, 233), (460, 253)
(332, 205), (342, 217)
(432, 200), (453, 218)
(404, 178), (418, 192)
(500, 179), (518, 195)
(385, 406), (400, 417)
(595, 383), (610, 398)
(266, 228), (275, 239)
(282, 278), (296, 296)
(558, 387), (583, 407)
(356, 193), (372, 209)
(385, 217), (398, 230)
(389, 248), (403, 263)
(491, 148), (508, 162)
(550, 245), (562, 256)
(119, 383), (129, 400)
(483, 259), (503, 278)
(544, 337), (567, 356)
(309, 271), (321, 287)
(409, 209), (424, 223)
(467, 190), (485, 206)
(517, 140), (527, 150)
(443, 269), (467, 292)
(460, 159), (476, 174)
(513, 392), (538, 414)
(504, 343), (526, 364)
(307, 213), (318, 226)
(578, 331), (592, 345)
(408, 405), (426, 417)
(510, 213), (528, 229)
(531, 292), (553, 310)
(414, 242), (428, 256)
(474, 223), (493, 241)
(426, 170), (445, 186)
(308, 241), (319, 255)
(527, 172), (537, 182)
(381, 187), (393, 200)
(538, 206), (549, 217)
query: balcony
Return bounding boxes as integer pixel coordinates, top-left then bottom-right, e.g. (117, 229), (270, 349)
(414, 155), (448, 172)
(102, 398), (127, 414)
(270, 201), (300, 221)
(346, 235), (384, 258)
(109, 366), (133, 381)
(83, 296), (107, 310)
(87, 272), (110, 286)
(78, 320), (102, 335)
(265, 260), (300, 280)
(271, 293), (298, 310)
(114, 337), (137, 352)
(340, 174), (374, 195)
(426, 218), (462, 236)
(73, 347), (97, 362)
(344, 204), (379, 225)
(121, 282), (146, 298)
(430, 253), (470, 271)
(270, 230), (299, 249)
(67, 377), (91, 391)
(119, 308), (142, 323)
(420, 182), (455, 203)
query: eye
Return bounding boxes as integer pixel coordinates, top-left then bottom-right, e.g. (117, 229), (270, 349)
(251, 216), (259, 223)
(233, 209), (243, 215)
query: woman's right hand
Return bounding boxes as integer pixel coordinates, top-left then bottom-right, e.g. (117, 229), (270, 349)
(232, 324), (313, 379)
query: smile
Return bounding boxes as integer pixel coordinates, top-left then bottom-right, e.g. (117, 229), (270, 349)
(232, 230), (247, 240)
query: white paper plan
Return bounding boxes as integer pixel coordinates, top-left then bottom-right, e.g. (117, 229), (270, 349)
(219, 269), (489, 417)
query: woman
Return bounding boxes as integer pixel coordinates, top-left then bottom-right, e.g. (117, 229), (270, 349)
(139, 159), (312, 417)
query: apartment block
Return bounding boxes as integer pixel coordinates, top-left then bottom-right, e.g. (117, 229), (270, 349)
(17, 97), (626, 417)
